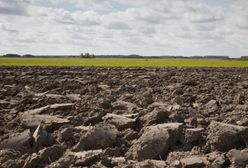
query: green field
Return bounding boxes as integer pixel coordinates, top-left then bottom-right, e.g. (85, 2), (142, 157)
(0, 57), (248, 67)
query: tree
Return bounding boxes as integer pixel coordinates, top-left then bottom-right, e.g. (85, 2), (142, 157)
(80, 53), (95, 58)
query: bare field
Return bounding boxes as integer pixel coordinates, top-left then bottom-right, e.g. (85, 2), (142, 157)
(0, 66), (248, 167)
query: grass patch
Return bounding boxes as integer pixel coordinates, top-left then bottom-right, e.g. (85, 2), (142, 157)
(0, 57), (248, 67)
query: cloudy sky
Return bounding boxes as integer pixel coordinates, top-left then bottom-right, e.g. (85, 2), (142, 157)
(0, 0), (247, 57)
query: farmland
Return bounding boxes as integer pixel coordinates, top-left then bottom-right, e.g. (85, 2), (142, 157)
(0, 66), (248, 167)
(1, 0), (248, 166)
(0, 57), (248, 67)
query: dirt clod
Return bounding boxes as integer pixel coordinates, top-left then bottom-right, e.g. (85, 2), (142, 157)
(0, 130), (33, 151)
(207, 121), (248, 151)
(126, 123), (183, 160)
(72, 124), (118, 151)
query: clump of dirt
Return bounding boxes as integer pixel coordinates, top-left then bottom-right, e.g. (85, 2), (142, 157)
(0, 66), (248, 167)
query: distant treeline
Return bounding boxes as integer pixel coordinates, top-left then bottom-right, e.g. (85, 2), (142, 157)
(98, 55), (231, 59)
(1, 53), (248, 59)
(96, 55), (246, 59)
(241, 56), (248, 59)
(1, 54), (78, 58)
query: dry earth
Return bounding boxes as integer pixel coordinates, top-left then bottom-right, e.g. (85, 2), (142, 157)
(0, 66), (248, 168)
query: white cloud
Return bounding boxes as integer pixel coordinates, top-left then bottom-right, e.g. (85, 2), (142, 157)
(0, 0), (248, 57)
(106, 21), (130, 30)
(0, 23), (19, 33)
(72, 11), (101, 26)
(0, 0), (29, 16)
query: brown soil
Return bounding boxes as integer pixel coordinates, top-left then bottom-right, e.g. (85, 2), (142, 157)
(0, 66), (248, 168)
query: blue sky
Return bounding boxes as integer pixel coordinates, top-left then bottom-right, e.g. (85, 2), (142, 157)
(0, 0), (247, 57)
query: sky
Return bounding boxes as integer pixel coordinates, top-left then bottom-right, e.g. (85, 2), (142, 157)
(0, 0), (248, 57)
